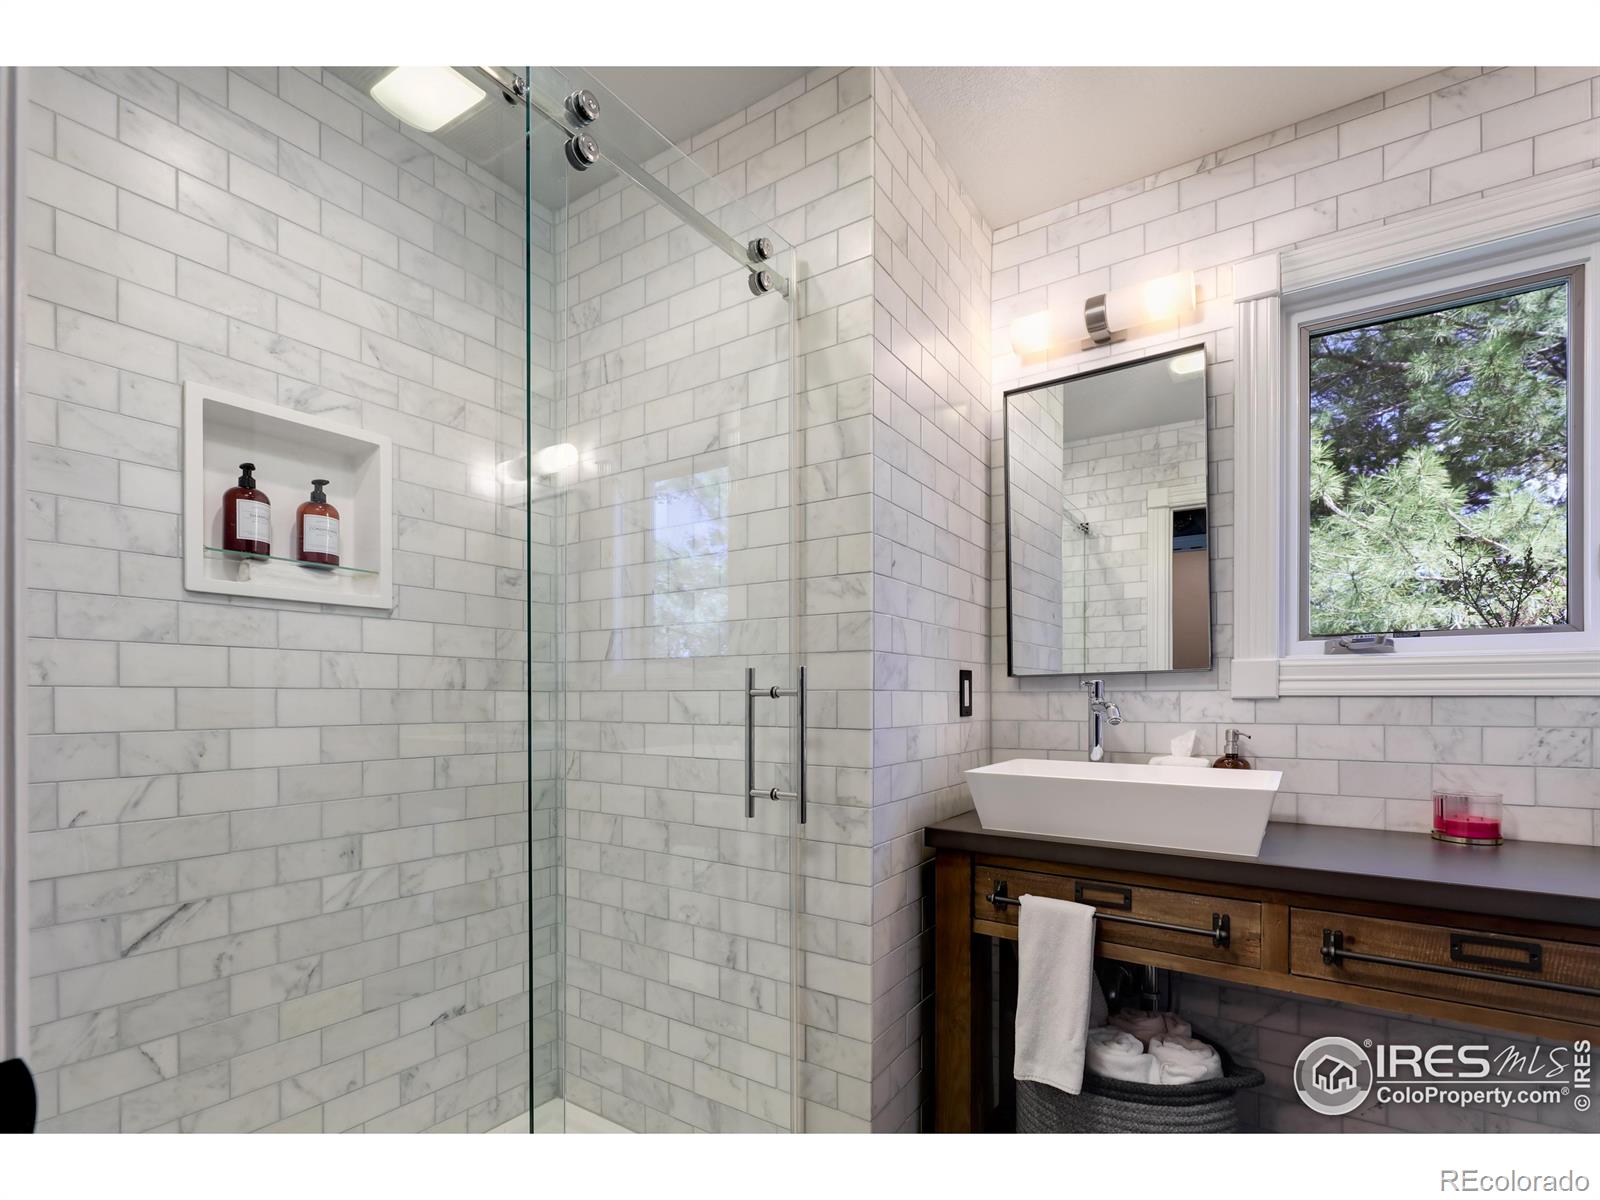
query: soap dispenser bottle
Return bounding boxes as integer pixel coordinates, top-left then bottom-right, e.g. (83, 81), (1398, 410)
(295, 478), (341, 568)
(222, 462), (271, 557)
(1214, 728), (1253, 769)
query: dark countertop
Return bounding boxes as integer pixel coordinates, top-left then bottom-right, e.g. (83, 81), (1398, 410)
(925, 810), (1600, 928)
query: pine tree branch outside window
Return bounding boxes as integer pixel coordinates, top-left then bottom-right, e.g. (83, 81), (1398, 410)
(1301, 267), (1582, 641)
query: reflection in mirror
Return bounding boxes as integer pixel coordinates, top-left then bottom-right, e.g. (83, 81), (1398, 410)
(1005, 345), (1211, 676)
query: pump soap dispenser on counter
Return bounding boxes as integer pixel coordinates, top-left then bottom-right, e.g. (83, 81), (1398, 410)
(1213, 728), (1253, 769)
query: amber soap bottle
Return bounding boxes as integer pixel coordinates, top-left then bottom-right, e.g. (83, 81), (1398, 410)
(223, 462), (271, 556)
(295, 478), (341, 567)
(1213, 728), (1253, 769)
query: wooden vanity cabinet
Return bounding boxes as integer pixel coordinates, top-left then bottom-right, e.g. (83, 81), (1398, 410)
(927, 814), (1600, 1133)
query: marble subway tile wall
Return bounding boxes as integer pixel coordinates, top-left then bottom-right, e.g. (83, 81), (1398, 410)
(1060, 416), (1207, 674)
(24, 67), (533, 1132)
(1001, 383), (1065, 674)
(868, 68), (992, 1133)
(526, 178), (563, 1116)
(555, 67), (878, 1133)
(991, 66), (1600, 845)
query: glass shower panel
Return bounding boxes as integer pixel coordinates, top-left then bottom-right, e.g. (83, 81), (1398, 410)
(532, 66), (801, 1134)
(22, 65), (534, 1133)
(525, 69), (566, 1128)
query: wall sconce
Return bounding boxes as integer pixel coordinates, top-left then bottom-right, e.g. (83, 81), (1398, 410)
(1010, 270), (1197, 357)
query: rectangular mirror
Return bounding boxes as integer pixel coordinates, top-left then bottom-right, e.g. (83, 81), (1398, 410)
(1004, 344), (1212, 676)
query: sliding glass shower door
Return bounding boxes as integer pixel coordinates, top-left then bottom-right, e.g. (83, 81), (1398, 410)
(525, 67), (804, 1134)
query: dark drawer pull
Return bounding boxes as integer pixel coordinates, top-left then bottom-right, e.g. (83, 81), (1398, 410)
(984, 881), (1231, 948)
(1075, 880), (1133, 910)
(1452, 934), (1541, 972)
(1321, 929), (1600, 998)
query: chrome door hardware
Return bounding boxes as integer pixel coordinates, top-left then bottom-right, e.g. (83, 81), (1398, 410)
(564, 132), (600, 171)
(565, 89), (600, 125)
(744, 665), (807, 824)
(467, 67), (791, 297)
(748, 236), (775, 261)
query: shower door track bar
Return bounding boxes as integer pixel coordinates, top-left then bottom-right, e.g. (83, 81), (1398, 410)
(472, 66), (791, 298)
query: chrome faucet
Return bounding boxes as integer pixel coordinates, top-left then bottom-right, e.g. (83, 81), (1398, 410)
(1083, 679), (1123, 762)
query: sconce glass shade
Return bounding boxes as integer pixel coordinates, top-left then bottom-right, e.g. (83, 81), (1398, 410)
(1009, 311), (1054, 356)
(1009, 270), (1197, 358)
(1104, 270), (1197, 332)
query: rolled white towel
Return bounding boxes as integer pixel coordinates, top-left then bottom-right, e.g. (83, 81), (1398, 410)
(1109, 1010), (1193, 1048)
(1085, 1026), (1160, 1084)
(1148, 755), (1213, 766)
(1149, 1034), (1223, 1084)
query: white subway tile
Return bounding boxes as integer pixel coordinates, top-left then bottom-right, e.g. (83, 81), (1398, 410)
(1430, 140), (1533, 202)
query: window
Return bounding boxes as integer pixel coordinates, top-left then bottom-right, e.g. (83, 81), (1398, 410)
(1300, 267), (1583, 643)
(1228, 172), (1600, 698)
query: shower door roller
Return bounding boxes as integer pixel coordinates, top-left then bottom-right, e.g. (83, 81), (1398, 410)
(564, 132), (600, 171)
(743, 666), (807, 824)
(748, 269), (777, 297)
(565, 89), (600, 125)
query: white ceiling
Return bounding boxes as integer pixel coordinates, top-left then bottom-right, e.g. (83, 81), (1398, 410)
(585, 67), (814, 150)
(331, 66), (1442, 232)
(894, 66), (1438, 226)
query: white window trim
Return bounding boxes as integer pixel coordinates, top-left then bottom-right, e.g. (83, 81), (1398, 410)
(1233, 166), (1600, 698)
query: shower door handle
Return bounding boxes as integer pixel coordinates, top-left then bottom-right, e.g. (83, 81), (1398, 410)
(744, 665), (807, 824)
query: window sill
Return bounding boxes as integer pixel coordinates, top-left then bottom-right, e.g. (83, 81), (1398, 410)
(1234, 651), (1600, 698)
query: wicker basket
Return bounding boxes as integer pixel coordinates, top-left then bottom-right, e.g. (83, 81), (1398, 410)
(1016, 1036), (1264, 1133)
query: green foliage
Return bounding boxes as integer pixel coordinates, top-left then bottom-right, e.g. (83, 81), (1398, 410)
(1307, 281), (1570, 636)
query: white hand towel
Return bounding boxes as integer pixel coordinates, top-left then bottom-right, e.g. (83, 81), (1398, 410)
(1085, 1026), (1160, 1083)
(1149, 1035), (1223, 1084)
(1109, 1010), (1193, 1048)
(1012, 894), (1099, 1095)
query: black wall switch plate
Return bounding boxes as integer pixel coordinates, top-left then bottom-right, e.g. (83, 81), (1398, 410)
(958, 669), (973, 717)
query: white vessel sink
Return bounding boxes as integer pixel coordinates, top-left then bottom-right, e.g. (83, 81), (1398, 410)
(965, 758), (1283, 859)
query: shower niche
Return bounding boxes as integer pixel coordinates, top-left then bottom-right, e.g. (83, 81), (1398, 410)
(182, 381), (394, 609)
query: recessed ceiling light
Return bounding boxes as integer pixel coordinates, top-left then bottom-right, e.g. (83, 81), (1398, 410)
(370, 66), (485, 133)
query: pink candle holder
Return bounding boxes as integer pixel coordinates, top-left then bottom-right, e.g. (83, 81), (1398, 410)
(1432, 791), (1503, 846)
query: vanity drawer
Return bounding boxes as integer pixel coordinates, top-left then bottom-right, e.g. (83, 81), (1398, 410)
(973, 863), (1262, 967)
(1290, 909), (1600, 1026)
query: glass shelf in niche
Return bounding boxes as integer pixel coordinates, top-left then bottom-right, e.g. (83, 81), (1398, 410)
(203, 546), (379, 575)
